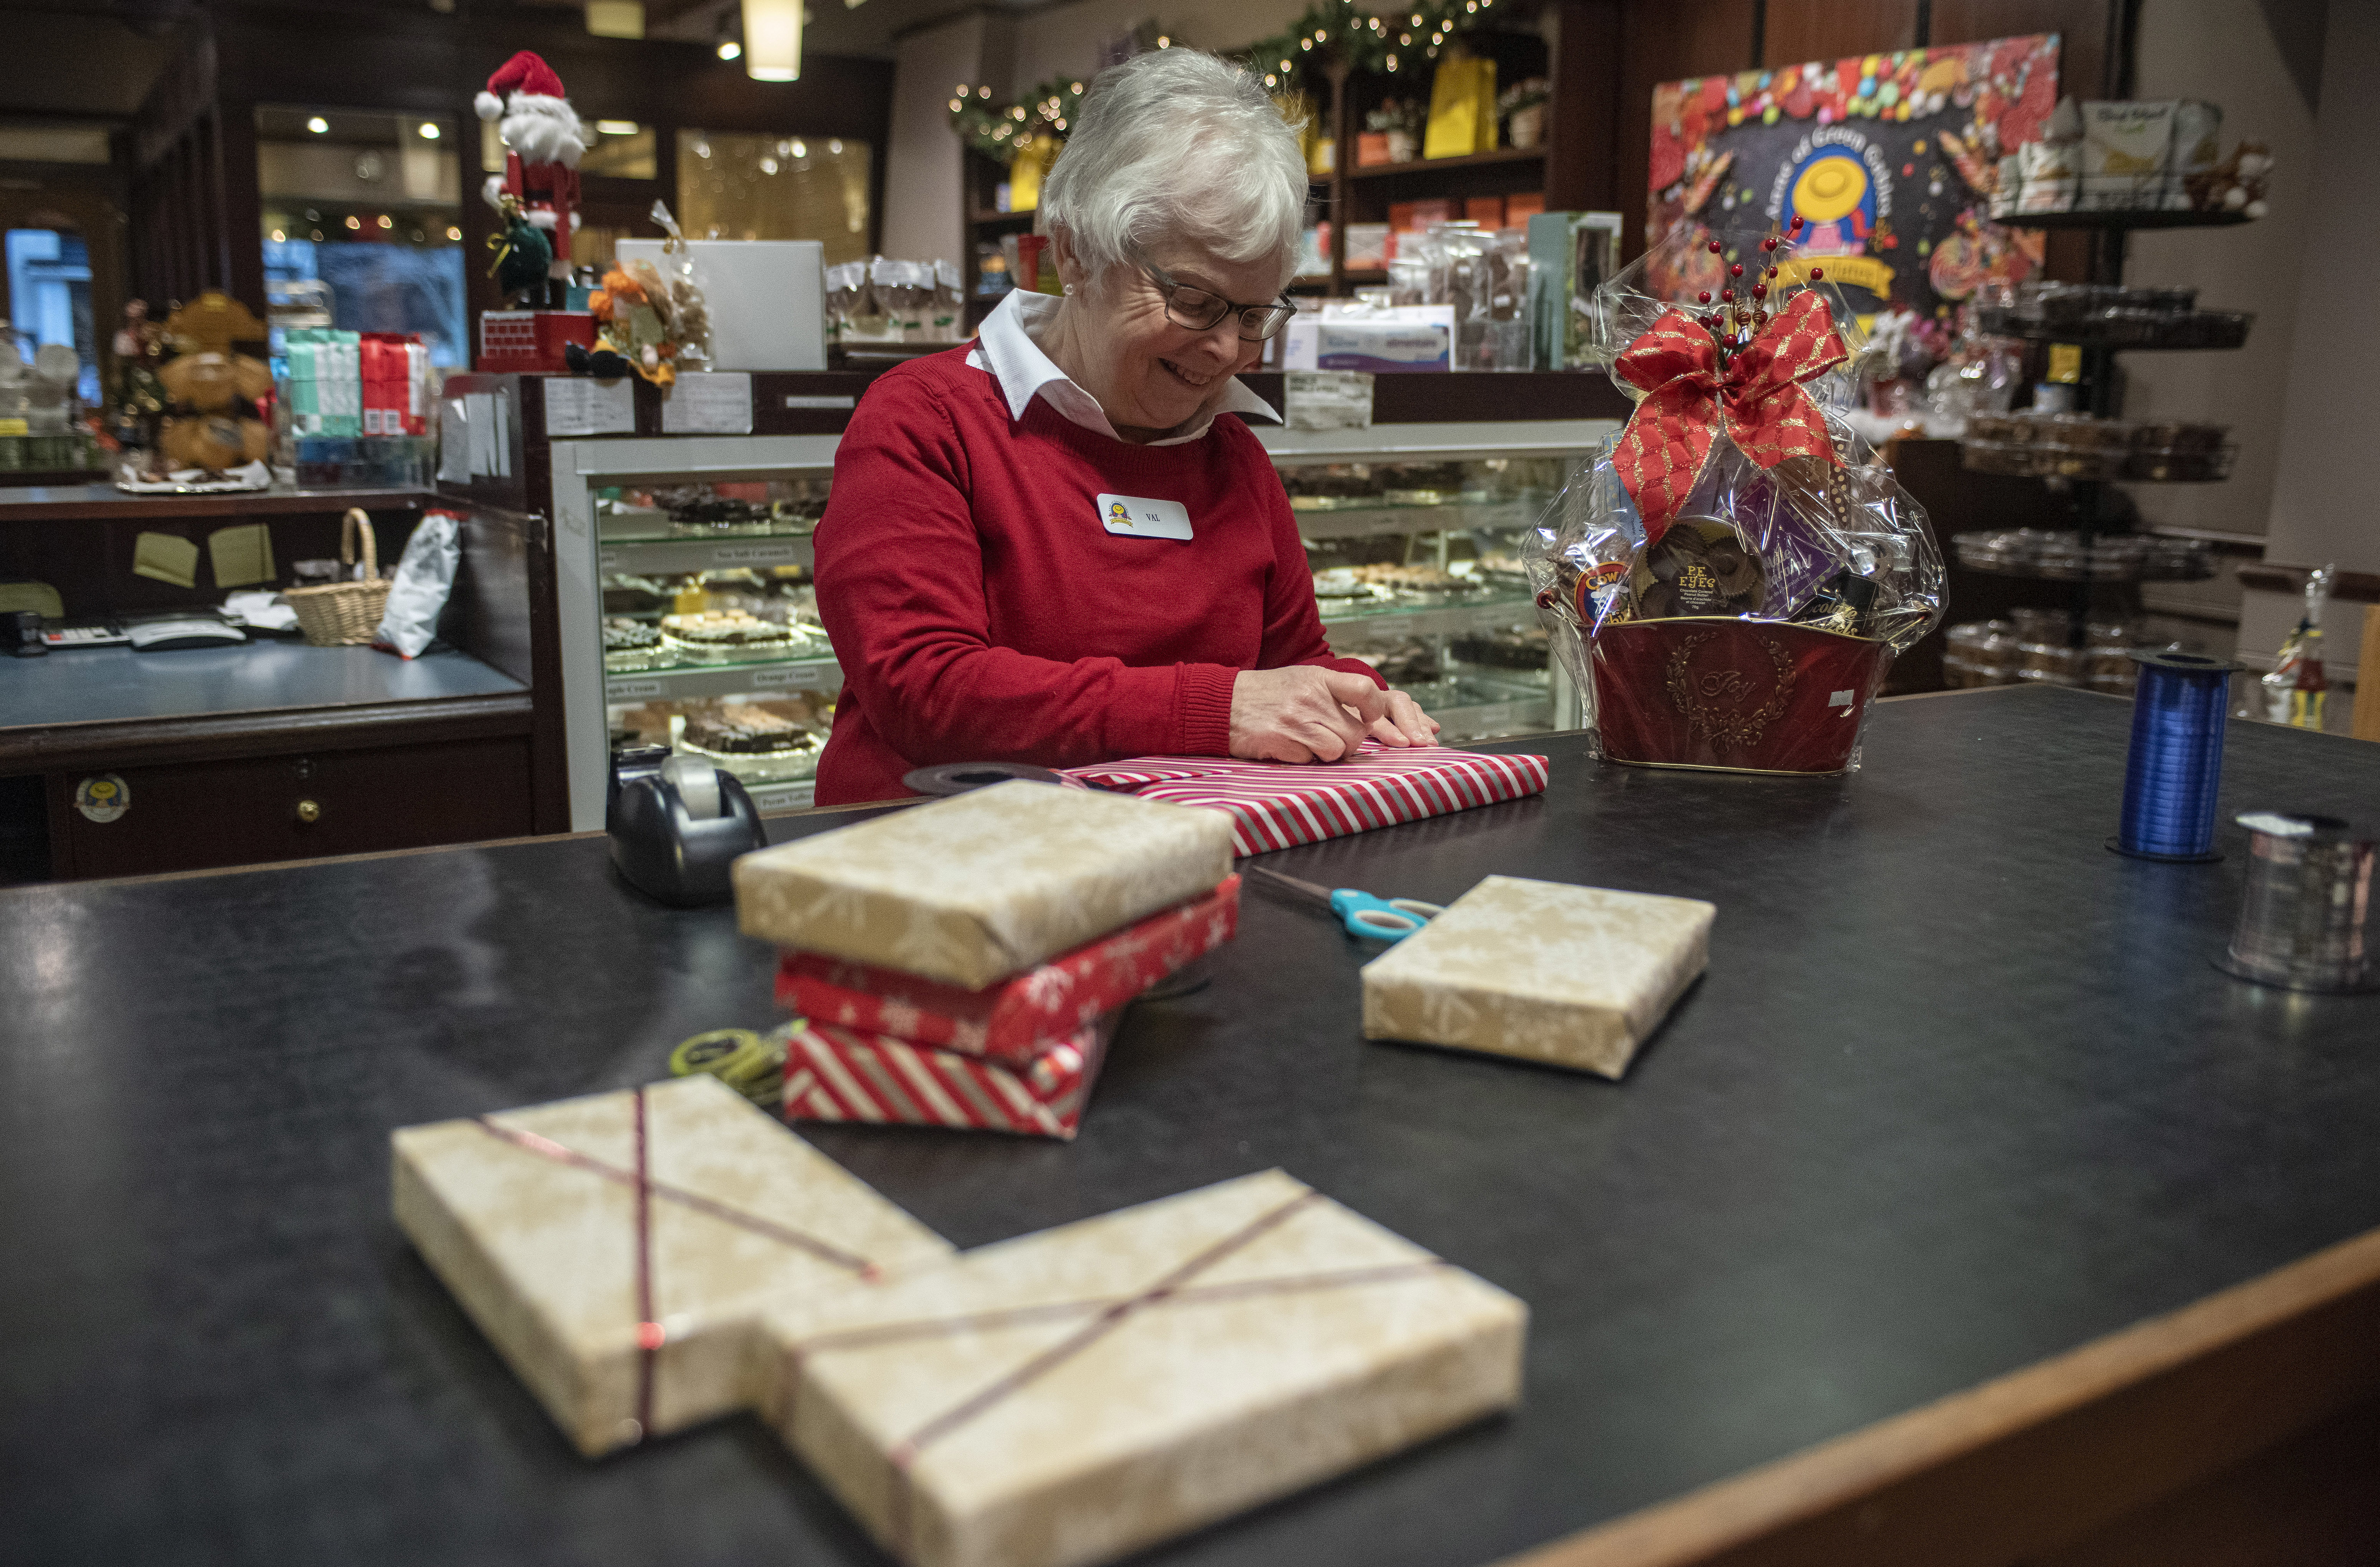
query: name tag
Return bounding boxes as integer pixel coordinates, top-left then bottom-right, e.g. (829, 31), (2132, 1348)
(1097, 493), (1193, 541)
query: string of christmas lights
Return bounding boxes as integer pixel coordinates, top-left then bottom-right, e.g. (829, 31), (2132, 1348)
(947, 0), (1503, 162)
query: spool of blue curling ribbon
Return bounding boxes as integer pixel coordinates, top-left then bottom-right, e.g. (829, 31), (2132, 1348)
(2109, 650), (2243, 862)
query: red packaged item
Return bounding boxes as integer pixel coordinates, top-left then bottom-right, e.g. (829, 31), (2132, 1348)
(1589, 619), (1894, 773)
(781, 1014), (1117, 1140)
(778, 877), (1239, 1066)
(1065, 745), (1549, 856)
(476, 309), (597, 373)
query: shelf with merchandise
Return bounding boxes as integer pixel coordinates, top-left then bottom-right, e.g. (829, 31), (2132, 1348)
(598, 533), (816, 576)
(603, 651), (841, 704)
(1292, 495), (1549, 541)
(1319, 589), (1537, 638)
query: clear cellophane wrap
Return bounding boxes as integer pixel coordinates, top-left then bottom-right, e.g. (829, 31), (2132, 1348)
(1524, 224), (1947, 769)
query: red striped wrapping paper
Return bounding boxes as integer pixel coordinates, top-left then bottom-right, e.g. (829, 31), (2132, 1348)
(775, 877), (1237, 1067)
(1064, 743), (1551, 856)
(780, 1014), (1117, 1140)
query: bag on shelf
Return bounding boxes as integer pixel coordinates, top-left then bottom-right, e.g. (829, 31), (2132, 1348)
(1523, 222), (1946, 774)
(373, 509), (463, 659)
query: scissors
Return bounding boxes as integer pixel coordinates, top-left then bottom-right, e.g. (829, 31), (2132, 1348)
(1243, 864), (1445, 943)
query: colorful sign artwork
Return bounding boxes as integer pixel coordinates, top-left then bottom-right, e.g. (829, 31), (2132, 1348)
(1647, 35), (2060, 319)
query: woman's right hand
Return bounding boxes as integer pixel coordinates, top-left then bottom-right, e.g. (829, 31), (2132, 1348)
(1230, 667), (1396, 763)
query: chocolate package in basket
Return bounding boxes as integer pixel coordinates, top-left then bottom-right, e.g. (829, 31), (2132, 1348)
(1523, 222), (1945, 775)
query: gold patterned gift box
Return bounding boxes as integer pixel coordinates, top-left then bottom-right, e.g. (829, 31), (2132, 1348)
(1361, 874), (1715, 1078)
(733, 780), (1238, 990)
(392, 1075), (953, 1457)
(759, 1168), (1527, 1567)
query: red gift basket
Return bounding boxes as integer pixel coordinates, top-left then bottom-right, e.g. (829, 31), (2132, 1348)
(1528, 222), (1945, 775)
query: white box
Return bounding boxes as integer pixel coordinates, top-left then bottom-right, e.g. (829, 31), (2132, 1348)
(616, 238), (826, 372)
(1283, 306), (1454, 373)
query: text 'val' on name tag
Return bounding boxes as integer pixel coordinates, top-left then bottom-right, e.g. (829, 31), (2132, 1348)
(1097, 493), (1194, 541)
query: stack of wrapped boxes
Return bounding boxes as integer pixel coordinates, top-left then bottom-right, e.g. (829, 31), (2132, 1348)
(734, 782), (1244, 1140)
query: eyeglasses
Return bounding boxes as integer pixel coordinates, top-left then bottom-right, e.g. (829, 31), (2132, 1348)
(1141, 262), (1299, 341)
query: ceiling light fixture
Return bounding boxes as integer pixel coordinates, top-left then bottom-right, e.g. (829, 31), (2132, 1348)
(585, 1), (644, 38)
(417, 122), (440, 139)
(596, 120), (639, 136)
(718, 39), (740, 59)
(306, 116), (329, 134)
(742, 0), (801, 81)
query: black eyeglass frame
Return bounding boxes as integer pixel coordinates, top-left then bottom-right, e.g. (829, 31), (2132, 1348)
(1139, 261), (1299, 341)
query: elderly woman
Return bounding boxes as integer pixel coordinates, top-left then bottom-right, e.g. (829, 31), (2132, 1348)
(810, 48), (1438, 805)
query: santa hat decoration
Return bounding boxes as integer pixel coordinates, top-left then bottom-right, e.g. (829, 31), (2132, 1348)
(475, 51), (567, 121)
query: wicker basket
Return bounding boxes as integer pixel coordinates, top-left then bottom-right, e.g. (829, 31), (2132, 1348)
(285, 508), (391, 646)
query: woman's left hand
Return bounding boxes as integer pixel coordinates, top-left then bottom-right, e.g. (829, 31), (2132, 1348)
(1360, 688), (1441, 748)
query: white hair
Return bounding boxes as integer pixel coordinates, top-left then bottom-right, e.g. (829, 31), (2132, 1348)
(1040, 50), (1309, 289)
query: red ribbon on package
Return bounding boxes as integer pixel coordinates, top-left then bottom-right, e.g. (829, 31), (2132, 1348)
(1610, 289), (1849, 544)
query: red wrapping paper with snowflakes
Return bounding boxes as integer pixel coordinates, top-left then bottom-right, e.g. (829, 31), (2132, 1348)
(776, 878), (1239, 1067)
(1064, 744), (1549, 856)
(781, 1013), (1117, 1140)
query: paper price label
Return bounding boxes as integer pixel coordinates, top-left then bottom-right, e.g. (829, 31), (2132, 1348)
(749, 664), (824, 688)
(608, 679), (664, 699)
(710, 543), (801, 567)
(599, 550), (620, 568)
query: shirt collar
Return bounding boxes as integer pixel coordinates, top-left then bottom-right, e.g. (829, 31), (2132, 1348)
(967, 287), (1279, 446)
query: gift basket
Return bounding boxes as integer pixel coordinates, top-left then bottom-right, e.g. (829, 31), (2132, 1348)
(1526, 221), (1945, 774)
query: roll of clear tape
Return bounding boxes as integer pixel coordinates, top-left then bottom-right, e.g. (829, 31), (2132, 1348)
(2215, 811), (2377, 993)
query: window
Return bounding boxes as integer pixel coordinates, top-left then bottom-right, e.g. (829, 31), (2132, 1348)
(677, 133), (871, 266)
(4, 230), (98, 403)
(255, 107), (467, 368)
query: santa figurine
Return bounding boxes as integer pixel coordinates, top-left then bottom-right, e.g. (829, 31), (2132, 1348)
(476, 50), (586, 307)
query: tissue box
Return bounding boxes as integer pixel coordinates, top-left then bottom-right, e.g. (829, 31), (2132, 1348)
(392, 1076), (952, 1456)
(777, 877), (1239, 1065)
(733, 781), (1237, 990)
(1361, 874), (1714, 1078)
(761, 1169), (1526, 1567)
(1065, 744), (1550, 856)
(782, 1013), (1117, 1140)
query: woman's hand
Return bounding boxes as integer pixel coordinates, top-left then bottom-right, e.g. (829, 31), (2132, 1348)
(1230, 668), (1438, 762)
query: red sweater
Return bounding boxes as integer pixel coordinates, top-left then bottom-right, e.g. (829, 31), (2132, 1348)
(812, 347), (1378, 805)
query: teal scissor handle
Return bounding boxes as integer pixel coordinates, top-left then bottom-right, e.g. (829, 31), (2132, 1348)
(1327, 889), (1445, 942)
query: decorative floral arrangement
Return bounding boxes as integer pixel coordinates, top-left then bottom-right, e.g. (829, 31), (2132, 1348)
(1364, 97), (1425, 135)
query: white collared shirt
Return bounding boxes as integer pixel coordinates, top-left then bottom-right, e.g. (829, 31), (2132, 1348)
(965, 287), (1280, 446)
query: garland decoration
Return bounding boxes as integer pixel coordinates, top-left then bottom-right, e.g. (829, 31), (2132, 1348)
(946, 0), (1504, 159)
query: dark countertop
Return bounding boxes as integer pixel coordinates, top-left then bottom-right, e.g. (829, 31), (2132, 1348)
(2, 688), (2377, 1567)
(0, 483), (431, 522)
(0, 642), (527, 732)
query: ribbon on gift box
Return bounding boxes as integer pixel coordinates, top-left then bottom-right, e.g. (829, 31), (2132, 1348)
(777, 1187), (1454, 1560)
(473, 1087), (887, 1443)
(1610, 289), (1849, 545)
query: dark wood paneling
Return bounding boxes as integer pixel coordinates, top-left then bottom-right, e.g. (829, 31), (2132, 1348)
(46, 733), (534, 879)
(444, 505), (536, 689)
(1760, 0), (1919, 66)
(0, 694), (533, 776)
(1548, 0), (1626, 214)
(1617, 0), (1759, 258)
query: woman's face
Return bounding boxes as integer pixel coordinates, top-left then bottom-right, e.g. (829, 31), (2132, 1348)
(1071, 241), (1280, 434)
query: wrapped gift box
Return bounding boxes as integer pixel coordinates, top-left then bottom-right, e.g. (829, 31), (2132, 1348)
(760, 1168), (1525, 1567)
(1065, 744), (1549, 856)
(778, 877), (1239, 1065)
(1361, 874), (1714, 1078)
(734, 781), (1236, 989)
(392, 1076), (952, 1456)
(782, 1013), (1117, 1140)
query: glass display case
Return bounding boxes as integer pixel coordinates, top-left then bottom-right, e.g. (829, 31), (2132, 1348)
(546, 414), (1618, 829)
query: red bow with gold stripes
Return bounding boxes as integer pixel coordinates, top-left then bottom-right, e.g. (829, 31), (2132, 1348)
(1610, 290), (1849, 544)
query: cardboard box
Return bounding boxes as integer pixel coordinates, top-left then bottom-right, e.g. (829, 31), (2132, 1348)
(392, 1076), (953, 1456)
(734, 781), (1237, 990)
(1281, 309), (1455, 373)
(2081, 100), (2175, 210)
(761, 1169), (1526, 1567)
(1361, 874), (1714, 1078)
(1465, 195), (1507, 228)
